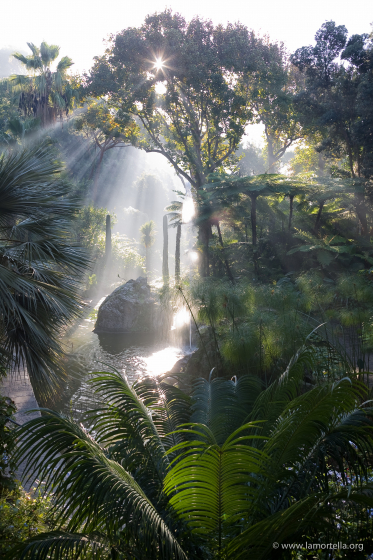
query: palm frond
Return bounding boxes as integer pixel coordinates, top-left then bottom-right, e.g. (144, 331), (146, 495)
(164, 422), (266, 553)
(248, 344), (316, 435)
(228, 487), (373, 560)
(0, 144), (90, 403)
(191, 375), (262, 445)
(15, 411), (187, 560)
(86, 371), (171, 484)
(7, 531), (110, 560)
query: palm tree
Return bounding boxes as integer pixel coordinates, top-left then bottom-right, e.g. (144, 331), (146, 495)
(10, 42), (78, 127)
(12, 345), (373, 559)
(140, 220), (156, 275)
(165, 199), (183, 283)
(162, 214), (169, 284)
(0, 144), (89, 404)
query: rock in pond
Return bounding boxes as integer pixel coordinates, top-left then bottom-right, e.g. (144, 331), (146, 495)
(94, 277), (164, 334)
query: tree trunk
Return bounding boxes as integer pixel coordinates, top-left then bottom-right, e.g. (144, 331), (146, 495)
(250, 194), (257, 246)
(314, 202), (324, 233)
(318, 152), (325, 177)
(175, 224), (181, 283)
(265, 126), (276, 173)
(288, 195), (294, 230)
(162, 215), (169, 284)
(145, 247), (149, 276)
(198, 221), (210, 277)
(216, 222), (235, 283)
(354, 192), (368, 236)
(105, 214), (112, 264)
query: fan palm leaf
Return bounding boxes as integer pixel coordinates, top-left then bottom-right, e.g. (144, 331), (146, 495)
(0, 144), (89, 403)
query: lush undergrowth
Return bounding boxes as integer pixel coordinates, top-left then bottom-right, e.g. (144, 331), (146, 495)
(173, 270), (373, 386)
(9, 347), (373, 559)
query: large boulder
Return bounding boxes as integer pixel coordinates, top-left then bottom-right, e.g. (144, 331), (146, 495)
(94, 277), (165, 334)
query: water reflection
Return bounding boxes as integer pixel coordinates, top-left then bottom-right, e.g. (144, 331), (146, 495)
(60, 310), (185, 415)
(142, 347), (183, 376)
(97, 332), (157, 354)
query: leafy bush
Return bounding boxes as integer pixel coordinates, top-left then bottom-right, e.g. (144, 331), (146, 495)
(180, 271), (373, 381)
(0, 484), (53, 555)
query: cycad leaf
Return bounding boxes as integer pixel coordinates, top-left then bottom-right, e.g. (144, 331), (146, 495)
(164, 423), (266, 546)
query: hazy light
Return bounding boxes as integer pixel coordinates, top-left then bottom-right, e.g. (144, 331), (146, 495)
(189, 251), (199, 262)
(142, 347), (181, 376)
(155, 81), (167, 94)
(182, 197), (195, 223)
(154, 57), (164, 71)
(173, 307), (190, 329)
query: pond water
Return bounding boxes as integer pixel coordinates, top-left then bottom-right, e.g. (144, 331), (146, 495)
(58, 297), (192, 416)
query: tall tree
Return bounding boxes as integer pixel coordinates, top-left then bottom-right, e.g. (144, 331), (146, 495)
(291, 22), (373, 235)
(140, 220), (156, 275)
(85, 10), (284, 275)
(162, 214), (169, 284)
(10, 42), (78, 126)
(73, 100), (138, 199)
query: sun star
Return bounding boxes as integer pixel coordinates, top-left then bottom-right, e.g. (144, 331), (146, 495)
(154, 57), (164, 71)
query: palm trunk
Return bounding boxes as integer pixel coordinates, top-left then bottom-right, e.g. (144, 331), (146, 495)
(318, 153), (325, 177)
(175, 224), (181, 283)
(105, 214), (112, 265)
(162, 215), (169, 284)
(216, 222), (234, 283)
(145, 247), (149, 276)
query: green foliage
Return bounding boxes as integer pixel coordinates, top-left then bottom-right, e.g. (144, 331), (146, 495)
(74, 205), (114, 250)
(0, 484), (54, 555)
(183, 270), (373, 379)
(11, 350), (373, 559)
(13, 373), (190, 559)
(73, 206), (144, 290)
(0, 144), (89, 404)
(288, 142), (320, 176)
(0, 395), (17, 495)
(140, 220), (156, 250)
(86, 11), (281, 186)
(291, 21), (373, 182)
(10, 42), (79, 126)
(112, 234), (144, 272)
(74, 99), (138, 146)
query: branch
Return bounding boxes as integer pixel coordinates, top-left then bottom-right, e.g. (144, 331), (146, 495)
(137, 114), (195, 187)
(145, 147), (195, 187)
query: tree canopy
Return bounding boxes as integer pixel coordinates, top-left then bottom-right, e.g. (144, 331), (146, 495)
(84, 11), (289, 274)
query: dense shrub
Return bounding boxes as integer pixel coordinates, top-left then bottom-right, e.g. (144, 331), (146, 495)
(0, 484), (53, 555)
